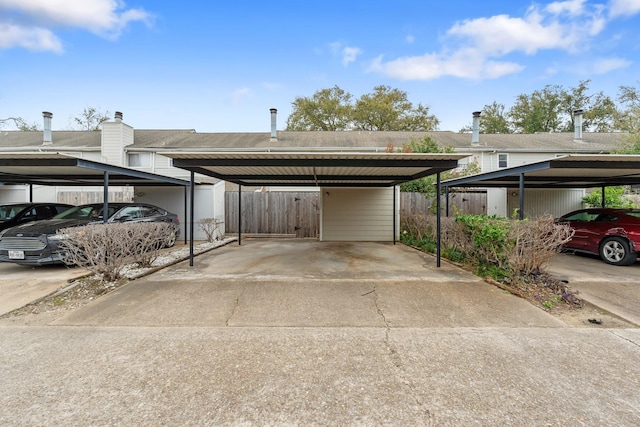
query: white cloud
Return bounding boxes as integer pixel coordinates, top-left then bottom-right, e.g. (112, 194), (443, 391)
(230, 87), (252, 105)
(369, 50), (524, 81)
(590, 57), (632, 74)
(405, 35), (415, 44)
(370, 1), (613, 81)
(261, 82), (283, 91)
(341, 46), (362, 67)
(0, 23), (62, 52)
(0, 0), (153, 51)
(545, 0), (587, 16)
(329, 42), (362, 67)
(609, 0), (640, 17)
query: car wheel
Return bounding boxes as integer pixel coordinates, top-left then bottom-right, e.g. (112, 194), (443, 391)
(599, 237), (637, 266)
(164, 230), (177, 248)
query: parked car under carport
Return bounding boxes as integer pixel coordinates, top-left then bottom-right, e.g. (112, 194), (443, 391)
(0, 202), (180, 266)
(557, 207), (640, 266)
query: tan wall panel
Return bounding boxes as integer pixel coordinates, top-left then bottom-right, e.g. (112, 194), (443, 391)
(321, 187), (395, 241)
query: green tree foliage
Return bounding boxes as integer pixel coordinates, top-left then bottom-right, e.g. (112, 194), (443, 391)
(582, 187), (636, 208)
(613, 83), (640, 152)
(285, 85), (439, 131)
(479, 101), (512, 133)
(73, 107), (110, 131)
(351, 85), (439, 131)
(285, 86), (353, 131)
(559, 80), (617, 132)
(509, 85), (564, 133)
(390, 136), (479, 195)
(461, 80), (618, 134)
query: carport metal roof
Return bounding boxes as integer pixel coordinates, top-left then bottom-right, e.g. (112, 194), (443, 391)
(164, 150), (469, 268)
(441, 154), (640, 189)
(164, 151), (468, 187)
(0, 153), (189, 186)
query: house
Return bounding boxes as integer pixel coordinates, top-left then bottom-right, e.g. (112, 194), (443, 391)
(0, 109), (627, 240)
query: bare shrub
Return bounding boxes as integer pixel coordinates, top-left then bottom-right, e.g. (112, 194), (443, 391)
(128, 222), (176, 268)
(58, 222), (175, 281)
(198, 217), (224, 242)
(507, 215), (574, 276)
(58, 223), (135, 282)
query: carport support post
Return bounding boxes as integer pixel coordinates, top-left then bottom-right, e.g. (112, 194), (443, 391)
(393, 185), (397, 245)
(602, 186), (606, 208)
(445, 186), (450, 217)
(183, 185), (188, 245)
(436, 172), (441, 268)
(238, 185), (242, 245)
(519, 173), (524, 220)
(102, 172), (109, 223)
(189, 171), (195, 267)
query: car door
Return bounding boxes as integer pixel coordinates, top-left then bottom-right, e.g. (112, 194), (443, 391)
(563, 210), (600, 250)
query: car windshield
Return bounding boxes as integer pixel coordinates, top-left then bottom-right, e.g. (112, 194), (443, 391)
(53, 205), (120, 220)
(0, 204), (29, 221)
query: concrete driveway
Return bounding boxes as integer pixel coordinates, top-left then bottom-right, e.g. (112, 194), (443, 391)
(547, 252), (640, 325)
(0, 262), (88, 315)
(1, 240), (640, 425)
(52, 240), (562, 328)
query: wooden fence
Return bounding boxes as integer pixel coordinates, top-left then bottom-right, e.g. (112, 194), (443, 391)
(400, 191), (486, 216)
(225, 191), (320, 238)
(225, 190), (486, 238)
(57, 190), (134, 205)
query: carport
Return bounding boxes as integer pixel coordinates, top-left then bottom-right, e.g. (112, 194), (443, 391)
(164, 151), (468, 266)
(0, 153), (191, 239)
(441, 154), (640, 219)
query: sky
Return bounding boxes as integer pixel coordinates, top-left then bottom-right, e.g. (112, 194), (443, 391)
(1, 0), (640, 133)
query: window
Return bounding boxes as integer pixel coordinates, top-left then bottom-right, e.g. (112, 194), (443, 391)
(128, 153), (150, 167)
(498, 153), (508, 168)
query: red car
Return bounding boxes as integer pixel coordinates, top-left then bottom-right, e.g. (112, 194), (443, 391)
(557, 208), (640, 266)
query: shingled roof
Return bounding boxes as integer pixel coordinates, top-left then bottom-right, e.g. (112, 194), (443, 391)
(0, 128), (626, 153)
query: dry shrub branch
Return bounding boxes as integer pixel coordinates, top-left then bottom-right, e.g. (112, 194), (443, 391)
(58, 222), (175, 282)
(198, 217), (224, 242)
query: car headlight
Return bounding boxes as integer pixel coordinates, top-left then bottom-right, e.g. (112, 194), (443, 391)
(48, 233), (66, 241)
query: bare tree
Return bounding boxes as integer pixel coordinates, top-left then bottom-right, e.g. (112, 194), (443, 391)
(73, 107), (111, 131)
(0, 116), (39, 130)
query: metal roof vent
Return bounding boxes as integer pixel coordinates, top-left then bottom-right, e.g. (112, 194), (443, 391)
(573, 109), (583, 141)
(42, 111), (52, 145)
(471, 111), (481, 146)
(270, 108), (277, 141)
(114, 111), (123, 122)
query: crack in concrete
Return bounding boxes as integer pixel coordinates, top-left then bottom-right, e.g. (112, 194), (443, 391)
(368, 284), (435, 424)
(225, 285), (247, 327)
(610, 330), (640, 348)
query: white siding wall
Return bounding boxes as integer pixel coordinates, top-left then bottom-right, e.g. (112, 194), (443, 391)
(0, 185), (30, 203)
(101, 121), (133, 166)
(134, 182), (225, 241)
(486, 188), (507, 216)
(320, 187), (397, 242)
(0, 185), (58, 203)
(507, 189), (584, 218)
